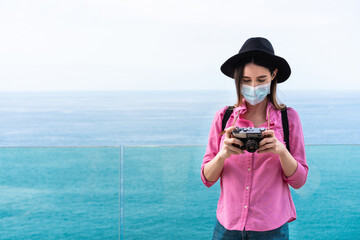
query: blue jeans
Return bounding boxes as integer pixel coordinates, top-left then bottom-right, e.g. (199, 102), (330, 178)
(212, 218), (289, 240)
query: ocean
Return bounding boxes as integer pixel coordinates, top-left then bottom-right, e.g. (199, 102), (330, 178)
(0, 90), (359, 239)
(0, 90), (359, 146)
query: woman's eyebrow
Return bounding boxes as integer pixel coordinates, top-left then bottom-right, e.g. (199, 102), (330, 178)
(242, 75), (268, 79)
(257, 75), (267, 78)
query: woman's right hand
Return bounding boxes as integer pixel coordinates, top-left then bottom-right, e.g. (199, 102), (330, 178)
(217, 126), (244, 160)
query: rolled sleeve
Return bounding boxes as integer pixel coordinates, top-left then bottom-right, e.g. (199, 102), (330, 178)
(200, 107), (227, 188)
(201, 166), (217, 187)
(282, 161), (308, 189)
(283, 108), (309, 189)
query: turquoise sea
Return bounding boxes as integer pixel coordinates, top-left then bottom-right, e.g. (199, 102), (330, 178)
(0, 90), (359, 239)
(0, 90), (359, 146)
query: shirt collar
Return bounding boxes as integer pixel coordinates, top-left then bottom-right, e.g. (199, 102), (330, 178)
(233, 98), (274, 119)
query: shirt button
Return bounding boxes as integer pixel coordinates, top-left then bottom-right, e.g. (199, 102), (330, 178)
(244, 205), (248, 209)
(247, 168), (251, 172)
(246, 186), (249, 190)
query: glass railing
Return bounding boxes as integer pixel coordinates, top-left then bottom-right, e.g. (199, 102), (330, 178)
(123, 145), (360, 240)
(1, 145), (359, 239)
(0, 147), (120, 239)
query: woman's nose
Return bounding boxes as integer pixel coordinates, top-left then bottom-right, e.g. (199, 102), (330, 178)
(250, 82), (257, 87)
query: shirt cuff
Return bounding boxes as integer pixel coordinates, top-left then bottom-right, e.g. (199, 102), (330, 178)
(282, 161), (307, 189)
(201, 165), (217, 188)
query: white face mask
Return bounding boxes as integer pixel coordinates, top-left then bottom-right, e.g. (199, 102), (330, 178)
(241, 82), (271, 105)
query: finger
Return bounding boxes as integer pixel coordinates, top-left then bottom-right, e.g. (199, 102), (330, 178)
(257, 143), (275, 152)
(257, 144), (275, 153)
(223, 145), (243, 156)
(224, 137), (244, 147)
(224, 140), (244, 153)
(223, 138), (234, 146)
(228, 146), (244, 155)
(228, 137), (244, 147)
(262, 130), (275, 138)
(259, 137), (275, 146)
(223, 140), (244, 152)
(258, 141), (274, 150)
(224, 126), (237, 139)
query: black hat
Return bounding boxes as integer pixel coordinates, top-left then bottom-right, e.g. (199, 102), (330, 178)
(220, 37), (291, 83)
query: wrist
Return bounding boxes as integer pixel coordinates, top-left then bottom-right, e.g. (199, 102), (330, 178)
(278, 145), (288, 157)
(216, 152), (227, 163)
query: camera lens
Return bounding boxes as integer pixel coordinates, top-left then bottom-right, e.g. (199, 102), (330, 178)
(245, 140), (259, 153)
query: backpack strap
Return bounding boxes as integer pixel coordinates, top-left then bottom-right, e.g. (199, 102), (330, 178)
(281, 106), (290, 152)
(222, 106), (234, 132)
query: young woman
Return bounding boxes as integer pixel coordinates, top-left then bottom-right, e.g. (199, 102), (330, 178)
(201, 37), (308, 240)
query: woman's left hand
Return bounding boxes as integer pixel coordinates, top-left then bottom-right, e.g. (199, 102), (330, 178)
(257, 130), (286, 155)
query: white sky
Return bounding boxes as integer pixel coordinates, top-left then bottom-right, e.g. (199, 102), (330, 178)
(0, 0), (359, 91)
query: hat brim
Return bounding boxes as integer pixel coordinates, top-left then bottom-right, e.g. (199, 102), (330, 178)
(220, 50), (291, 83)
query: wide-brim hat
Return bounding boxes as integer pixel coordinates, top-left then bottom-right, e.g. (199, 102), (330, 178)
(220, 37), (291, 83)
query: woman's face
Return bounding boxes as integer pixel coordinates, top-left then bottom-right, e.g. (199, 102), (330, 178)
(241, 62), (277, 87)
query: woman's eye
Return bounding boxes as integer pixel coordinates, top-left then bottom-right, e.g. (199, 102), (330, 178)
(258, 79), (266, 82)
(242, 79), (251, 82)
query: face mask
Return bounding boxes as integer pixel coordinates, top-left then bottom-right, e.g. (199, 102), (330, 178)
(241, 82), (271, 105)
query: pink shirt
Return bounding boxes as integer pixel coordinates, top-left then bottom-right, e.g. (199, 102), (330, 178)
(201, 100), (308, 231)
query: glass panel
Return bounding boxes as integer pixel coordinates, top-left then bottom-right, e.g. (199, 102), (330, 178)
(291, 145), (360, 239)
(123, 146), (218, 239)
(1, 145), (358, 239)
(123, 145), (360, 239)
(0, 147), (120, 239)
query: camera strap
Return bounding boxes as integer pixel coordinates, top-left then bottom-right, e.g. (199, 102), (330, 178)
(221, 105), (290, 152)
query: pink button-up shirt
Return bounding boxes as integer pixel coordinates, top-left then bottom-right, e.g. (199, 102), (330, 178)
(201, 100), (308, 231)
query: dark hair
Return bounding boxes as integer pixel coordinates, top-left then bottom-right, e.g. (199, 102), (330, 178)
(233, 56), (285, 110)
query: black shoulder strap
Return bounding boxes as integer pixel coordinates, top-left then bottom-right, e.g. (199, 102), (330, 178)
(281, 106), (290, 152)
(222, 106), (234, 132)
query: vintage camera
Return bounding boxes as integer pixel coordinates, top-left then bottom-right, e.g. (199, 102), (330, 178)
(231, 127), (266, 153)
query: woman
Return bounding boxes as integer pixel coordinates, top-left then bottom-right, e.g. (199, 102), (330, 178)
(200, 37), (308, 240)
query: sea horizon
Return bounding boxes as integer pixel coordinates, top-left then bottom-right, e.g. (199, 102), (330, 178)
(0, 90), (359, 147)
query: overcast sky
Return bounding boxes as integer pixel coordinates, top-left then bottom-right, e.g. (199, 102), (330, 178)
(0, 0), (359, 91)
